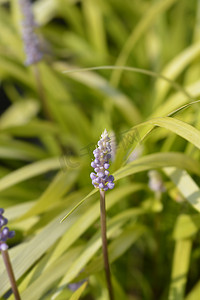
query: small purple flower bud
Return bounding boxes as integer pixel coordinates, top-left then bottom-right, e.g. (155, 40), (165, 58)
(103, 176), (108, 182)
(93, 148), (100, 154)
(90, 172), (96, 180)
(91, 161), (96, 168)
(108, 175), (114, 182)
(105, 170), (109, 176)
(0, 218), (8, 227)
(99, 183), (104, 189)
(2, 227), (9, 237)
(107, 182), (115, 189)
(0, 243), (8, 251)
(96, 177), (101, 183)
(0, 208), (4, 215)
(92, 179), (97, 185)
(104, 163), (110, 169)
(8, 231), (15, 239)
(97, 172), (104, 178)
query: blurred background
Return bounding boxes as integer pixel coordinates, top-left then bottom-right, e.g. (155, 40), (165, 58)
(0, 0), (200, 299)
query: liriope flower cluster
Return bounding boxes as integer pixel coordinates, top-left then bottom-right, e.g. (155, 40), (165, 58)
(0, 208), (15, 251)
(90, 130), (115, 191)
(19, 0), (43, 66)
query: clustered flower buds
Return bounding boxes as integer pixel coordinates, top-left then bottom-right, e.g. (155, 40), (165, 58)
(0, 208), (15, 251)
(90, 129), (115, 191)
(19, 0), (43, 66)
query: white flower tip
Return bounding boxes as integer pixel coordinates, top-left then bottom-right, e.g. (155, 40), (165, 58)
(101, 129), (108, 139)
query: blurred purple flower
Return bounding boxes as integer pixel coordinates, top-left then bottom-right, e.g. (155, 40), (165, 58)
(148, 170), (165, 193)
(127, 145), (143, 163)
(68, 279), (87, 292)
(19, 0), (43, 66)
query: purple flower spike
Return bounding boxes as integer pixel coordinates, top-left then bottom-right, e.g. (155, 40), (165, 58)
(0, 208), (15, 251)
(19, 0), (43, 66)
(90, 129), (115, 191)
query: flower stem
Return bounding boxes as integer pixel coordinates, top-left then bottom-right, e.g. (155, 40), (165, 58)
(99, 189), (114, 300)
(32, 64), (52, 121)
(1, 249), (21, 300)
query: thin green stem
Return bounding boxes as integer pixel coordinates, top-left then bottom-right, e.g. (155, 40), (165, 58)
(62, 65), (193, 101)
(100, 189), (114, 300)
(1, 249), (21, 300)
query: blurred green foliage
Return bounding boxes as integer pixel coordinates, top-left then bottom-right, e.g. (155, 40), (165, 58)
(0, 0), (200, 299)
